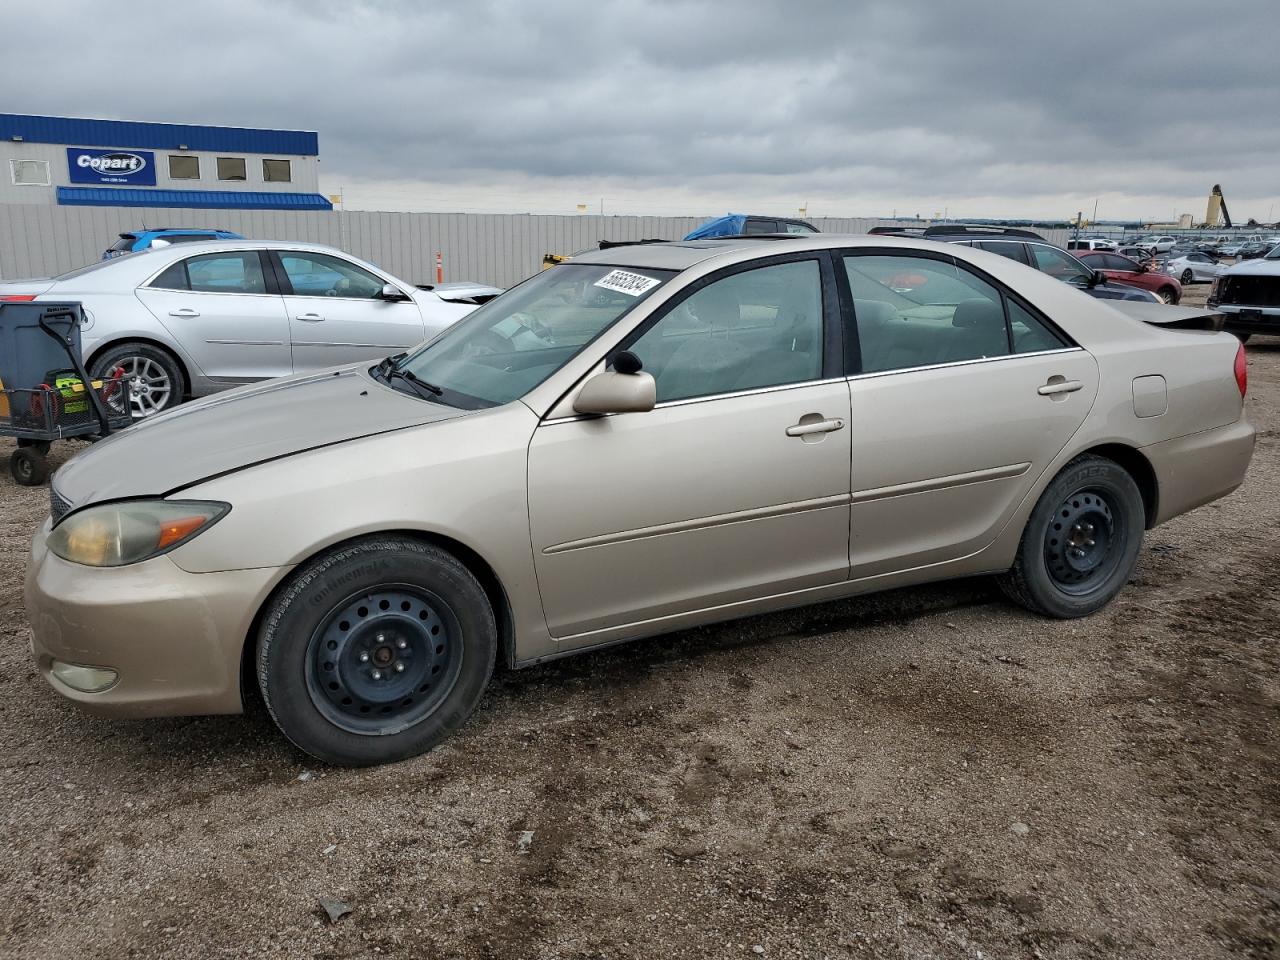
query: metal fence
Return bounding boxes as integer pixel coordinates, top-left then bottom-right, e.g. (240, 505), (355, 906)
(0, 205), (1071, 288)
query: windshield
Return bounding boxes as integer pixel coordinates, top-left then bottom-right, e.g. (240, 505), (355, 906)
(393, 263), (674, 408)
(53, 258), (133, 281)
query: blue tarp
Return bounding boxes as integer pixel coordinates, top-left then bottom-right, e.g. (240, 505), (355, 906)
(683, 214), (747, 240)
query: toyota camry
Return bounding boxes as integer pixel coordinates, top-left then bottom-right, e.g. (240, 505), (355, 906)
(26, 234), (1255, 765)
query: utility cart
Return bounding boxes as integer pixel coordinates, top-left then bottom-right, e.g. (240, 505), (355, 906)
(0, 302), (131, 486)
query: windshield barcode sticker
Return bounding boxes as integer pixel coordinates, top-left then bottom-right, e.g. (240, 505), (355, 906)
(593, 270), (661, 296)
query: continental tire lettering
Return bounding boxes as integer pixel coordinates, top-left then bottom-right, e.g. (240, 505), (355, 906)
(310, 560), (393, 605)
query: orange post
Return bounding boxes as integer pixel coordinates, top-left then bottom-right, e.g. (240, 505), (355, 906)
(436, 252), (443, 285)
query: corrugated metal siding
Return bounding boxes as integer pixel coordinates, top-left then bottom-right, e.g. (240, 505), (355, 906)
(0, 114), (318, 156)
(55, 187), (333, 210)
(0, 206), (1071, 287)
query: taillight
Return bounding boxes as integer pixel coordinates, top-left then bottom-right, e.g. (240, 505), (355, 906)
(0, 295), (36, 302)
(1234, 342), (1248, 398)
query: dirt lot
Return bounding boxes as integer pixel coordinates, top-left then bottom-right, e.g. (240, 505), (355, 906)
(1, 323), (1277, 960)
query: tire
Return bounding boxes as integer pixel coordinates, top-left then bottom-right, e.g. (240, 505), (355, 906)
(1157, 286), (1179, 305)
(1180, 269), (1194, 285)
(89, 342), (185, 418)
(257, 537), (497, 766)
(997, 455), (1145, 619)
(10, 448), (49, 486)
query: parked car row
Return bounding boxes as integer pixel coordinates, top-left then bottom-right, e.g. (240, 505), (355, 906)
(0, 242), (503, 417)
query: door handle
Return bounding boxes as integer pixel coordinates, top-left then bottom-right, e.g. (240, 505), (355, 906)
(1038, 379), (1083, 396)
(786, 417), (845, 437)
(168, 308), (199, 318)
(296, 313), (324, 322)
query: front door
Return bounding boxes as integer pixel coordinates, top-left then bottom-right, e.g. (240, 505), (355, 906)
(527, 256), (852, 645)
(839, 251), (1100, 579)
(272, 250), (427, 371)
(135, 250), (292, 383)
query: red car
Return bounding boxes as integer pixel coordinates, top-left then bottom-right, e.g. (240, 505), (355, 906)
(1078, 251), (1182, 304)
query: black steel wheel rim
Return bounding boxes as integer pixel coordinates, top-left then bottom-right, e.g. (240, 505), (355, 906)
(305, 586), (464, 735)
(1043, 487), (1122, 595)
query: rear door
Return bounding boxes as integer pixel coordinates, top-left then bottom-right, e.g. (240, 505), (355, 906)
(272, 250), (428, 371)
(135, 250), (292, 383)
(839, 250), (1099, 579)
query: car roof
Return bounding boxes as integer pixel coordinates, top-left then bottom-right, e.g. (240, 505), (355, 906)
(568, 234), (966, 272)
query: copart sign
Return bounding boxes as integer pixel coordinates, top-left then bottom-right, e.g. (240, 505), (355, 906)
(66, 148), (157, 186)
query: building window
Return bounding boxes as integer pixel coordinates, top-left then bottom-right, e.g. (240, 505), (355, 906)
(169, 155), (200, 179)
(216, 157), (247, 181)
(262, 159), (291, 183)
(10, 159), (51, 186)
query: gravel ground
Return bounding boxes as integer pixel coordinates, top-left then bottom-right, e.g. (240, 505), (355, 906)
(1, 324), (1276, 960)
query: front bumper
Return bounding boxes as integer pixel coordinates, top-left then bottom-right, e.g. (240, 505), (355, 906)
(1143, 417), (1256, 526)
(1211, 304), (1280, 335)
(25, 518), (286, 718)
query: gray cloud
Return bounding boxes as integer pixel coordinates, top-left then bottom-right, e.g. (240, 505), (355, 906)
(5, 0), (1279, 219)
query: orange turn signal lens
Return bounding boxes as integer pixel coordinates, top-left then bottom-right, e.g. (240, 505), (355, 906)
(156, 515), (212, 549)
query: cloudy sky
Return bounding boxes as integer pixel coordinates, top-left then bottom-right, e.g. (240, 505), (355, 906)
(6, 0), (1279, 222)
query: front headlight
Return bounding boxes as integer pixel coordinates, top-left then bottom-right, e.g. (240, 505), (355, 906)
(47, 500), (229, 567)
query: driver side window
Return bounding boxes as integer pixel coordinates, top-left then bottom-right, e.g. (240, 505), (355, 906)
(278, 252), (387, 299)
(625, 259), (824, 403)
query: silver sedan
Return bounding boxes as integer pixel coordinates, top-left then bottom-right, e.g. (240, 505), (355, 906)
(0, 241), (501, 416)
(27, 235), (1255, 765)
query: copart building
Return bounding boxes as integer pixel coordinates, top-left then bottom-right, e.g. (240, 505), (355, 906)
(0, 113), (331, 211)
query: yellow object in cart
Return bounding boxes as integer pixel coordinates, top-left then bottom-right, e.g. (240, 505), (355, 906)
(0, 376), (8, 419)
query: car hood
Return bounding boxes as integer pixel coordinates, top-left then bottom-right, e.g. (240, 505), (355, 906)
(1224, 258), (1280, 277)
(52, 366), (468, 509)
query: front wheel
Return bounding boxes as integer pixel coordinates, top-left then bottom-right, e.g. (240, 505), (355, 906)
(1180, 269), (1194, 285)
(997, 455), (1145, 618)
(257, 537), (497, 766)
(1157, 286), (1179, 304)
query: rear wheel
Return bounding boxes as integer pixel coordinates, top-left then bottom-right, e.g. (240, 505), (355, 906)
(1180, 269), (1194, 285)
(257, 537), (497, 766)
(998, 455), (1145, 618)
(89, 343), (185, 418)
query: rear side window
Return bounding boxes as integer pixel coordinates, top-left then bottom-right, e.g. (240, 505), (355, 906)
(975, 241), (1029, 265)
(109, 235), (136, 253)
(783, 221), (818, 234)
(843, 254), (1064, 373)
(1008, 300), (1066, 353)
(744, 219), (780, 234)
(151, 252), (267, 294)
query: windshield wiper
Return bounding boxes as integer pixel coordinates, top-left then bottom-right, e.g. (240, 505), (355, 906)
(387, 367), (444, 399)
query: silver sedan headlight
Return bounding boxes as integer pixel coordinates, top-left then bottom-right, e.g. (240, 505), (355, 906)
(48, 500), (229, 567)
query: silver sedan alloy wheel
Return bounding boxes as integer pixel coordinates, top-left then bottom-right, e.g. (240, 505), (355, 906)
(118, 355), (173, 417)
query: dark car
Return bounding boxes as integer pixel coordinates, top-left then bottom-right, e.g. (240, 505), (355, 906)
(1238, 241), (1274, 260)
(1077, 251), (1182, 303)
(868, 226), (1161, 303)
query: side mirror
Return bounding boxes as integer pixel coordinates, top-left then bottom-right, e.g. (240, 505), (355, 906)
(379, 283), (410, 301)
(1087, 270), (1105, 289)
(574, 352), (656, 415)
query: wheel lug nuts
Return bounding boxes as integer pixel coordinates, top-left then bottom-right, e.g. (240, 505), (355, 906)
(371, 669), (382, 680)
(394, 663), (405, 673)
(359, 652), (370, 663)
(396, 639), (407, 650)
(376, 633), (386, 643)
